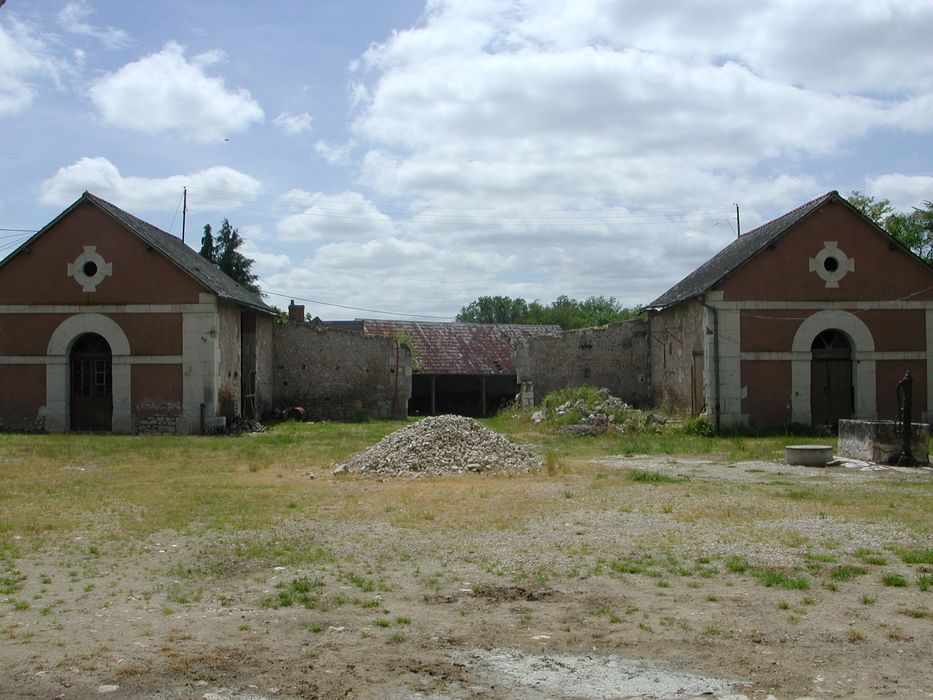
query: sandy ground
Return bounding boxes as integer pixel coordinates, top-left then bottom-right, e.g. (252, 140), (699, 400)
(1, 455), (931, 699)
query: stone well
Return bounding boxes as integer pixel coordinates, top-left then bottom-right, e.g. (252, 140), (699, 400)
(838, 419), (929, 465)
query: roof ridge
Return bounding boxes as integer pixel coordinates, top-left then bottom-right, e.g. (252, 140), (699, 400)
(647, 191), (838, 309)
(81, 192), (273, 314)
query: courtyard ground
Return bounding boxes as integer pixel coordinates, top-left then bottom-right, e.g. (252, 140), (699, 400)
(0, 421), (931, 699)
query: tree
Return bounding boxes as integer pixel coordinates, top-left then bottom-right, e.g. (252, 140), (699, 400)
(199, 224), (215, 263)
(848, 191), (933, 264)
(199, 218), (261, 295)
(456, 294), (641, 329)
(456, 296), (530, 324)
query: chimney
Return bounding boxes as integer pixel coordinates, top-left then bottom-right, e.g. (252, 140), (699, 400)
(288, 300), (305, 324)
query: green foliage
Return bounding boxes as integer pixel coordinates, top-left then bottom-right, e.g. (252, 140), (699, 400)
(542, 385), (605, 410)
(199, 224), (215, 262)
(200, 218), (261, 294)
(683, 415), (716, 437)
(456, 294), (641, 329)
(394, 330), (422, 372)
(626, 470), (684, 484)
(848, 191), (933, 263)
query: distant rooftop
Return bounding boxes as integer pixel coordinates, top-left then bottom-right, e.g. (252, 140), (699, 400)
(360, 319), (561, 375)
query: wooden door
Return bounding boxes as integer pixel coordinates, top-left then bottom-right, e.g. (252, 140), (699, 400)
(70, 333), (113, 431)
(810, 330), (853, 430)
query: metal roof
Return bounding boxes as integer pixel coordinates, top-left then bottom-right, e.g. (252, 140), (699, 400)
(361, 319), (561, 375)
(2, 192), (274, 314)
(647, 191), (839, 310)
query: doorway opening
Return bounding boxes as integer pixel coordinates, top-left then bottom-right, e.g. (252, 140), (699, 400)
(810, 329), (853, 430)
(70, 332), (113, 431)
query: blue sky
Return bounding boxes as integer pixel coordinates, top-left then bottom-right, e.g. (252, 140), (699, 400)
(2, 1), (932, 319)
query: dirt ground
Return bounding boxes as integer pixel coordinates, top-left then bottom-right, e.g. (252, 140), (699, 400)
(1, 454), (931, 700)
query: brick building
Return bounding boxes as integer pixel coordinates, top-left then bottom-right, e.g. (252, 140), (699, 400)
(647, 191), (933, 429)
(0, 192), (276, 434)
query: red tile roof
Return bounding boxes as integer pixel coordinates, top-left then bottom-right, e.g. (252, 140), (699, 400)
(361, 320), (561, 375)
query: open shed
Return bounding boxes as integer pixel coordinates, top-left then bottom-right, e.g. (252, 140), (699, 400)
(360, 320), (560, 416)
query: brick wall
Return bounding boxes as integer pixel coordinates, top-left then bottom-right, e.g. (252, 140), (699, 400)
(514, 320), (652, 406)
(272, 323), (411, 420)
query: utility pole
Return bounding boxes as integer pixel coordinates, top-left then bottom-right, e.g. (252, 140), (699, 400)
(182, 187), (187, 243)
(735, 203), (741, 237)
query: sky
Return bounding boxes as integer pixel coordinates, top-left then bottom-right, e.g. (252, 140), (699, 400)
(2, 0), (933, 320)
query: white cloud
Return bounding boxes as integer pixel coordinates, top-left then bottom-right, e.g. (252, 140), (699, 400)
(276, 191), (396, 242)
(866, 174), (933, 212)
(315, 140), (354, 166)
(39, 156), (263, 211)
(274, 111), (312, 135)
(309, 0), (933, 314)
(88, 42), (264, 141)
(57, 1), (131, 49)
(0, 17), (64, 115)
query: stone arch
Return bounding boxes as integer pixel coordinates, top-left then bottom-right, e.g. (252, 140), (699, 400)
(41, 314), (132, 433)
(791, 310), (876, 424)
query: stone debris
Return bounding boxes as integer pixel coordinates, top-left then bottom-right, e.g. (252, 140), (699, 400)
(333, 414), (541, 477)
(538, 388), (662, 436)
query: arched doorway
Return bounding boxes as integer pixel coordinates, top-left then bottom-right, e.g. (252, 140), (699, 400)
(810, 329), (853, 429)
(70, 333), (113, 431)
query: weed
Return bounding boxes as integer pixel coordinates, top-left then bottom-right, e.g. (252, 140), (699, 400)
(754, 569), (809, 590)
(898, 607), (932, 619)
(304, 622), (323, 633)
(395, 616), (412, 625)
(830, 566), (867, 582)
(897, 548), (933, 565)
(703, 625), (721, 636)
(389, 632), (405, 644)
(706, 594), (719, 602)
(855, 549), (887, 566)
(627, 470), (684, 484)
(374, 618), (391, 628)
(778, 600), (790, 610)
(847, 629), (866, 642)
(12, 600), (29, 611)
(882, 574), (909, 588)
(726, 556), (749, 573)
(1, 570), (26, 595)
(917, 573), (932, 592)
(545, 450), (561, 476)
(862, 595), (876, 605)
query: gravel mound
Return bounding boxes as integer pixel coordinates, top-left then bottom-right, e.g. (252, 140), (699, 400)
(333, 414), (541, 477)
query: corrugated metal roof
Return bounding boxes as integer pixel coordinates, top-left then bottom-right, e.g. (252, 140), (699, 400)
(2, 192), (274, 314)
(361, 320), (561, 375)
(647, 191), (839, 310)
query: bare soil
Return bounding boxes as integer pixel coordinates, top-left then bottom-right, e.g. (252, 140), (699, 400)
(1, 455), (931, 699)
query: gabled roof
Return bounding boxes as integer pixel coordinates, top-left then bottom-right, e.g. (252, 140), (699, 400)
(360, 319), (561, 375)
(2, 192), (274, 314)
(647, 191), (839, 310)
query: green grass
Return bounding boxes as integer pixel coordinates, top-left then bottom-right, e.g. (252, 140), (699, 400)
(896, 548), (933, 565)
(626, 470), (685, 484)
(882, 574), (909, 588)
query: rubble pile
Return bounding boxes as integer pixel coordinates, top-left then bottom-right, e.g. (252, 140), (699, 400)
(333, 414), (541, 477)
(532, 388), (667, 436)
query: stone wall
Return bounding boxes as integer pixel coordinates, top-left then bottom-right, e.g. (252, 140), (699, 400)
(217, 302), (241, 421)
(513, 320), (651, 406)
(272, 323), (411, 420)
(649, 301), (705, 415)
(255, 313), (274, 418)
